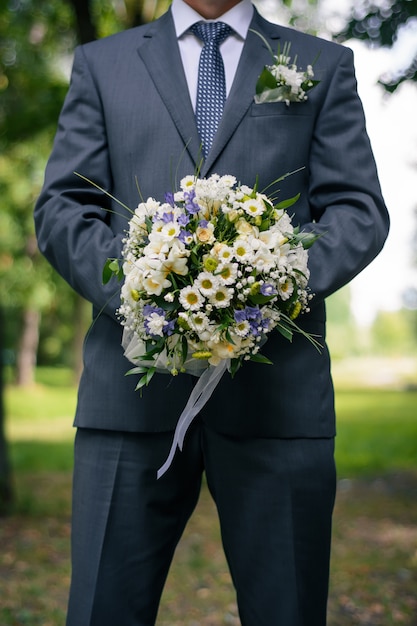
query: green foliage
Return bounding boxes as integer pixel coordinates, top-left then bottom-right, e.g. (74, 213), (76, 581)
(0, 2), (78, 371)
(335, 389), (417, 477)
(0, 0), (168, 371)
(0, 1), (74, 146)
(0, 135), (57, 311)
(335, 0), (417, 92)
(326, 287), (361, 359)
(370, 308), (417, 356)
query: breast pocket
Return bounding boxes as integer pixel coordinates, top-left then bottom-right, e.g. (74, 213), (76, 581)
(250, 102), (313, 118)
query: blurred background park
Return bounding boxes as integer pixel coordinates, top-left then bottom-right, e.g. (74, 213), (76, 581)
(0, 0), (416, 624)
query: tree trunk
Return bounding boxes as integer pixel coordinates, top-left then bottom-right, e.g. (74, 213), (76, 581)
(16, 308), (40, 387)
(66, 0), (97, 43)
(0, 306), (14, 516)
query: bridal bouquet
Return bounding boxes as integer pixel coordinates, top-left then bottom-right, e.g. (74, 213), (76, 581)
(103, 172), (318, 476)
(107, 172), (317, 383)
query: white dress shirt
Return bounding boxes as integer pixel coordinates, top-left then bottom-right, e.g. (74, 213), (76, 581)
(171, 0), (254, 109)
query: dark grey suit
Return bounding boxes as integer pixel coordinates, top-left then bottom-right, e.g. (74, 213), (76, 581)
(35, 6), (389, 625)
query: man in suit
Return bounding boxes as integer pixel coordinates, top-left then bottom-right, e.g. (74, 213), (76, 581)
(34, 0), (389, 623)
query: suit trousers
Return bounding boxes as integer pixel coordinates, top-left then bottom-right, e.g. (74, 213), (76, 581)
(66, 421), (336, 626)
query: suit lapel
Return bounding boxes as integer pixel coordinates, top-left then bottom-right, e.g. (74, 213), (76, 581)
(202, 10), (281, 174)
(136, 11), (202, 166)
(136, 9), (281, 175)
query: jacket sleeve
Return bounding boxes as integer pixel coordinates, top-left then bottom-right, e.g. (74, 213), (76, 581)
(34, 45), (124, 319)
(303, 45), (390, 303)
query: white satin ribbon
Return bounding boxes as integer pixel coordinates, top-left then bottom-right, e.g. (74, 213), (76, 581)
(157, 359), (229, 479)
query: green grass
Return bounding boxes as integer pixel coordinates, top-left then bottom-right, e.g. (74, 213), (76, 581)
(4, 366), (417, 478)
(2, 365), (417, 625)
(335, 389), (417, 477)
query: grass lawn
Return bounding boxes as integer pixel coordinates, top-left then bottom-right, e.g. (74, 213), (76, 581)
(1, 362), (417, 625)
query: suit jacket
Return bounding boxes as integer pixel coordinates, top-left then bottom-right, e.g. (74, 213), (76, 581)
(34, 8), (389, 438)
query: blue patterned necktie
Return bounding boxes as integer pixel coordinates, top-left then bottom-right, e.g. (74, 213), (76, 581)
(190, 21), (232, 157)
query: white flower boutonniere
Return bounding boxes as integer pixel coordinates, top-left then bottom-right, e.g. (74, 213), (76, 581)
(252, 31), (320, 106)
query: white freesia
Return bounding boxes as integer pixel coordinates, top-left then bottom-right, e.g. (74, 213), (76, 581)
(143, 271), (171, 296)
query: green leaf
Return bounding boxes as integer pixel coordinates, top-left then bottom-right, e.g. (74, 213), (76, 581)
(250, 353), (273, 365)
(140, 339), (165, 359)
(259, 218), (271, 232)
(181, 335), (188, 363)
(249, 293), (274, 305)
(256, 67), (277, 95)
(145, 366), (156, 385)
(125, 366), (149, 376)
(134, 366), (156, 391)
(108, 259), (120, 273)
(275, 193), (300, 211)
(102, 258), (114, 284)
(299, 232), (320, 249)
(103, 258), (123, 283)
(153, 295), (177, 311)
(277, 325), (293, 342)
(135, 374), (149, 391)
(229, 358), (242, 378)
(225, 328), (236, 345)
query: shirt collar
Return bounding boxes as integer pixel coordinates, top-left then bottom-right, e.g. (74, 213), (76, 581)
(171, 0), (254, 40)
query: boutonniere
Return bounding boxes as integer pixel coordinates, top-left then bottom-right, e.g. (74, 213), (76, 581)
(251, 31), (320, 106)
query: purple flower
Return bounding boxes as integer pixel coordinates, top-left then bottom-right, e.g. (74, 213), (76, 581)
(184, 190), (200, 215)
(178, 230), (193, 244)
(144, 304), (163, 316)
(234, 305), (262, 325)
(143, 304), (161, 317)
(165, 192), (175, 207)
(245, 306), (261, 320)
(161, 212), (174, 224)
(234, 309), (247, 323)
(260, 283), (278, 297)
(178, 213), (190, 227)
(143, 304), (175, 338)
(165, 319), (176, 336)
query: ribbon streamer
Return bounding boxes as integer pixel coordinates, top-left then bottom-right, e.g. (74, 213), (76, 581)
(157, 360), (229, 479)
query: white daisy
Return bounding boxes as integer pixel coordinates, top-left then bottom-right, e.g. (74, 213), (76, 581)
(233, 238), (254, 263)
(242, 197), (265, 218)
(188, 311), (211, 334)
(278, 277), (294, 301)
(216, 262), (238, 285)
(161, 220), (180, 240)
(180, 175), (196, 191)
(179, 285), (204, 311)
(234, 319), (250, 337)
(208, 285), (233, 308)
(195, 271), (219, 296)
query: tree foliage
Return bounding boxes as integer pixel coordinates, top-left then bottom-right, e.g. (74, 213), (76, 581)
(0, 0), (152, 376)
(335, 0), (417, 92)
